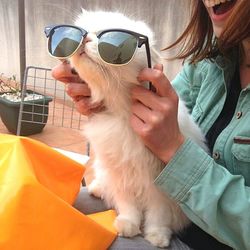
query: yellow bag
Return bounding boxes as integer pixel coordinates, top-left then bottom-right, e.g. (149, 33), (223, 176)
(0, 134), (117, 250)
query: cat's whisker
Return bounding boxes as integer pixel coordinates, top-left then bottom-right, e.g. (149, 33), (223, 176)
(97, 63), (109, 87)
(100, 65), (122, 107)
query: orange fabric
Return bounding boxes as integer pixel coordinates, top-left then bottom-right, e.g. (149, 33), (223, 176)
(0, 134), (117, 250)
(88, 210), (117, 235)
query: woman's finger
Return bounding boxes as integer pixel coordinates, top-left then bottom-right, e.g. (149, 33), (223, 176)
(74, 98), (105, 115)
(66, 82), (91, 97)
(153, 63), (164, 72)
(138, 65), (175, 98)
(51, 61), (83, 83)
(131, 85), (171, 112)
(131, 99), (151, 122)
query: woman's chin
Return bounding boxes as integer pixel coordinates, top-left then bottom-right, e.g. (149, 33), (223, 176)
(213, 25), (223, 38)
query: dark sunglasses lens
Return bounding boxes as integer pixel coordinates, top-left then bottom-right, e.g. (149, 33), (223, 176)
(98, 31), (137, 64)
(48, 26), (83, 58)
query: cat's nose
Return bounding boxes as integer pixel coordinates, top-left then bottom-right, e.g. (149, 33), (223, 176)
(84, 35), (92, 44)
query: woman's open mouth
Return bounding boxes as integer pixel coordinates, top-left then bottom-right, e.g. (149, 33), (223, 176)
(204, 0), (238, 24)
(204, 0), (237, 15)
(213, 0), (237, 15)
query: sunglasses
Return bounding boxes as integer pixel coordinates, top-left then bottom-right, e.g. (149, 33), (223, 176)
(44, 24), (154, 90)
(44, 25), (151, 66)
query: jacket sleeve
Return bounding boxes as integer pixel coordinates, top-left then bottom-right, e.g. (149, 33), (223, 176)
(157, 64), (250, 250)
(155, 139), (250, 250)
(171, 62), (199, 112)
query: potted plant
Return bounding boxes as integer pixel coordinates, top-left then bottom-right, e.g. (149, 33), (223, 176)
(0, 74), (53, 136)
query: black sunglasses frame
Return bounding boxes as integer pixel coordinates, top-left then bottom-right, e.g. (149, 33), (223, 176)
(45, 24), (154, 91)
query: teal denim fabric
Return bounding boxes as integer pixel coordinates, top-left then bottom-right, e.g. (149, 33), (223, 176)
(155, 54), (250, 250)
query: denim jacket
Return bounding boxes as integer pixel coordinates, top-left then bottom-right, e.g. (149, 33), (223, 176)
(155, 54), (250, 250)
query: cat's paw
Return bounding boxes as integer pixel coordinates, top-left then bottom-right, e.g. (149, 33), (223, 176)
(87, 180), (103, 198)
(114, 215), (141, 238)
(144, 228), (172, 248)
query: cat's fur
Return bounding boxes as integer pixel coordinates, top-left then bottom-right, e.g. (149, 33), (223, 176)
(70, 9), (207, 248)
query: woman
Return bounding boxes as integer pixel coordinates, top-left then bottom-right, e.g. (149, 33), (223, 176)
(52, 0), (250, 249)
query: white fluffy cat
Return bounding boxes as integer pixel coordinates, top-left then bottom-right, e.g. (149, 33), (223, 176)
(70, 9), (207, 248)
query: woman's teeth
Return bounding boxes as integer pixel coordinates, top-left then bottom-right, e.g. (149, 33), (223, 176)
(203, 0), (232, 8)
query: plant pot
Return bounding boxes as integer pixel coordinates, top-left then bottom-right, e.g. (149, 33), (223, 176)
(0, 90), (53, 136)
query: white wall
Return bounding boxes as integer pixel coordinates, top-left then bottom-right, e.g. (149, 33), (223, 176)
(0, 0), (20, 80)
(0, 0), (191, 82)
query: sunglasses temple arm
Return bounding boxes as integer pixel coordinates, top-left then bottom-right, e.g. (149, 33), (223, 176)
(145, 41), (156, 92)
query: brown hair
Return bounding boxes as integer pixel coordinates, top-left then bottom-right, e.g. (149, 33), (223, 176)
(164, 0), (250, 64)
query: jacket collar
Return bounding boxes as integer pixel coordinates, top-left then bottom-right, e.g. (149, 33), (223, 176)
(214, 49), (238, 70)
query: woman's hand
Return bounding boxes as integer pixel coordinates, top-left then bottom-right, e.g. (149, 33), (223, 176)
(131, 64), (185, 163)
(51, 61), (103, 116)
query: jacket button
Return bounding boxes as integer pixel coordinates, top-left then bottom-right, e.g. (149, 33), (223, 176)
(236, 111), (243, 119)
(213, 152), (220, 160)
